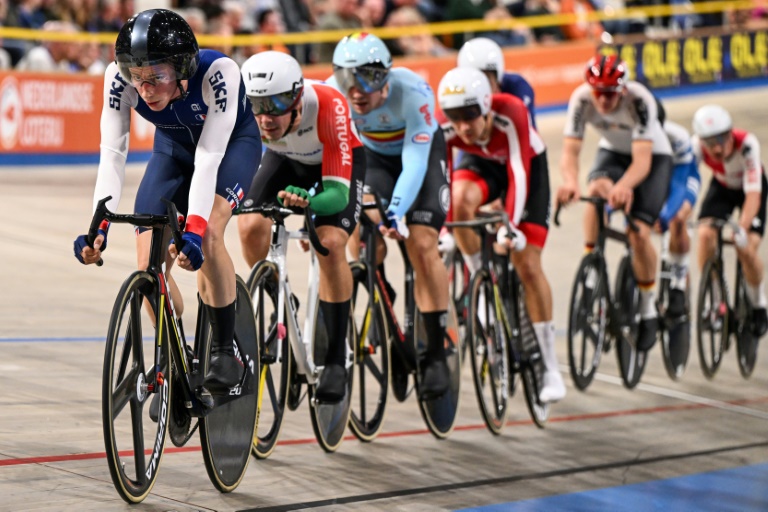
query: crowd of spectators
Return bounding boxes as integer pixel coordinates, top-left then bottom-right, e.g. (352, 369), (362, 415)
(0, 0), (766, 71)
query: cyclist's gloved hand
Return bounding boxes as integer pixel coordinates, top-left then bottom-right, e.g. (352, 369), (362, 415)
(496, 225), (527, 252)
(278, 186), (310, 208)
(73, 221), (109, 264)
(381, 210), (409, 239)
(175, 232), (205, 270)
(438, 227), (455, 254)
(734, 227), (749, 249)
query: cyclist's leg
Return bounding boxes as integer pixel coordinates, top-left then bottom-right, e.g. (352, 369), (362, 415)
(202, 135), (262, 390)
(628, 154), (673, 350)
(696, 178), (733, 271)
(736, 178), (767, 335)
(666, 202), (694, 317)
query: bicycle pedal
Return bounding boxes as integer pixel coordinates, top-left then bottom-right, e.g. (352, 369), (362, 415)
(196, 387), (215, 409)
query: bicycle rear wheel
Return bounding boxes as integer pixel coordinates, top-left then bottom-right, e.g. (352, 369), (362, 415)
(349, 261), (391, 442)
(247, 261), (290, 459)
(102, 271), (169, 504)
(696, 257), (729, 379)
(448, 250), (470, 366)
(511, 271), (550, 428)
(199, 276), (259, 492)
(466, 269), (509, 435)
(614, 255), (647, 389)
(309, 302), (356, 453)
(734, 265), (758, 379)
(416, 301), (462, 440)
(658, 261), (691, 380)
(567, 253), (608, 391)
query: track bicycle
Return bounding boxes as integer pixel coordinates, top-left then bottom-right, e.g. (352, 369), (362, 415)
(349, 193), (461, 440)
(86, 196), (259, 504)
(656, 229), (692, 380)
(696, 218), (760, 379)
(241, 204), (356, 456)
(555, 196), (648, 391)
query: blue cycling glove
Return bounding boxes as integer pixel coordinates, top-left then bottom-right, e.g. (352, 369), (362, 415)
(73, 224), (108, 264)
(176, 232), (205, 270)
(380, 210), (409, 239)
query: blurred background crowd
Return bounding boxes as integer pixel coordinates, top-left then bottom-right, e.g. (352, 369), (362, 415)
(0, 0), (767, 72)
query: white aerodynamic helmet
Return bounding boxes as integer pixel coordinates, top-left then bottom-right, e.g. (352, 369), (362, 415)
(692, 104), (732, 139)
(437, 67), (492, 121)
(457, 37), (504, 83)
(241, 51), (304, 116)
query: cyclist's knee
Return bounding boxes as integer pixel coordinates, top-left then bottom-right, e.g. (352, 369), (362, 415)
(317, 228), (349, 257)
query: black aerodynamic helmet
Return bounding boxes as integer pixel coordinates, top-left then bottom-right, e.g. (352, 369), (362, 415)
(115, 9), (199, 81)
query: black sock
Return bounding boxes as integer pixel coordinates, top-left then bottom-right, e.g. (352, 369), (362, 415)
(206, 302), (236, 356)
(319, 299), (350, 367)
(422, 310), (447, 361)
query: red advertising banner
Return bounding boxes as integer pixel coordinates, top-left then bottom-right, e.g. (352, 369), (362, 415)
(0, 71), (154, 159)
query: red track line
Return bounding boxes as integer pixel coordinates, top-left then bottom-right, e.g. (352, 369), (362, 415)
(2, 396), (766, 468)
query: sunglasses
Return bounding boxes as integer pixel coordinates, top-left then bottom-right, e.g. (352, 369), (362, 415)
(592, 89), (620, 100)
(333, 64), (389, 94)
(249, 90), (301, 117)
(701, 132), (731, 148)
(444, 105), (483, 123)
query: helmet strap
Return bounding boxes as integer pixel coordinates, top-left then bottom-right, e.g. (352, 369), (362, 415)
(281, 108), (299, 139)
(168, 79), (189, 106)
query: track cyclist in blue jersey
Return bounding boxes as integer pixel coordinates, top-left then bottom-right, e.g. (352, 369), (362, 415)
(74, 9), (262, 393)
(656, 120), (701, 318)
(327, 32), (452, 399)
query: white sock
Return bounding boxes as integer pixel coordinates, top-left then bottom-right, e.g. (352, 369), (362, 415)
(746, 281), (767, 308)
(533, 320), (558, 370)
(464, 251), (482, 275)
(639, 288), (657, 319)
(669, 252), (689, 290)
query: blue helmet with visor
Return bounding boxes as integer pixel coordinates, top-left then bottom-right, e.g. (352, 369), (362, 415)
(332, 32), (392, 94)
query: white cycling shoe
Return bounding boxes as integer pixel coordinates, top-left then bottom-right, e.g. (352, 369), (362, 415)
(539, 369), (566, 403)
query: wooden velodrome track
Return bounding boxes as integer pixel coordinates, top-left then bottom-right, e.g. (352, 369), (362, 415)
(0, 86), (767, 511)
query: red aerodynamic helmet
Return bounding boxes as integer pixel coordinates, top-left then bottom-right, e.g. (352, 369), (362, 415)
(585, 54), (627, 91)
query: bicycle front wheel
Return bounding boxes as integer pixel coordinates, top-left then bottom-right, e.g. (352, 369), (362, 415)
(248, 261), (290, 459)
(658, 262), (691, 381)
(199, 276), (259, 492)
(102, 271), (169, 504)
(614, 255), (647, 389)
(349, 261), (391, 442)
(466, 269), (509, 435)
(734, 264), (758, 379)
(696, 257), (728, 379)
(567, 253), (608, 391)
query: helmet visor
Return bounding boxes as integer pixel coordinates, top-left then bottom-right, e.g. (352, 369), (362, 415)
(701, 131), (731, 148)
(443, 105), (483, 123)
(249, 90), (301, 116)
(333, 64), (388, 94)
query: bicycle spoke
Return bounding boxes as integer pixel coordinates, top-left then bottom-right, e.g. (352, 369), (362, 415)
(111, 367), (141, 419)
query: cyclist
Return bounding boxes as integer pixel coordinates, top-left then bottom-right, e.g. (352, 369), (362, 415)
(327, 32), (451, 400)
(691, 105), (768, 337)
(657, 120), (701, 318)
(457, 36), (537, 128)
(437, 67), (566, 403)
(237, 51), (365, 403)
(556, 54), (673, 352)
(73, 9), (262, 392)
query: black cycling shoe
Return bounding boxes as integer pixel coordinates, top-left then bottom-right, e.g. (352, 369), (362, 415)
(314, 363), (347, 403)
(751, 307), (768, 338)
(636, 317), (659, 352)
(149, 392), (161, 423)
(418, 357), (449, 400)
(666, 289), (687, 319)
(204, 352), (243, 393)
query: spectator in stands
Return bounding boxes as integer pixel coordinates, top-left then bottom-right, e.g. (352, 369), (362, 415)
(559, 0), (605, 41)
(181, 7), (208, 36)
(13, 0), (47, 29)
(16, 20), (76, 72)
(315, 0), (363, 62)
(520, 0), (564, 43)
(385, 6), (453, 57)
(71, 40), (105, 74)
(360, 0), (386, 27)
(86, 0), (123, 32)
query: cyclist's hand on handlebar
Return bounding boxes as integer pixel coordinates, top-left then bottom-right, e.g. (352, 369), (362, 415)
(496, 225), (527, 252)
(555, 180), (580, 207)
(74, 231), (107, 265)
(170, 232), (205, 271)
(278, 186), (310, 209)
(379, 210), (409, 240)
(734, 226), (749, 249)
(608, 182), (633, 214)
(438, 227), (455, 253)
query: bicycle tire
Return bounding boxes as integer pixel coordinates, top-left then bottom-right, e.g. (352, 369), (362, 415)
(696, 257), (729, 379)
(448, 250), (470, 366)
(658, 262), (691, 381)
(199, 276), (259, 492)
(466, 269), (509, 435)
(247, 261), (290, 459)
(102, 271), (169, 504)
(566, 253), (608, 391)
(416, 301), (462, 440)
(734, 264), (758, 379)
(511, 271), (550, 428)
(614, 255), (647, 389)
(349, 261), (391, 442)
(309, 301), (356, 453)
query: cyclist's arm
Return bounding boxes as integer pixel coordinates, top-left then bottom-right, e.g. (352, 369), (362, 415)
(314, 85), (359, 216)
(616, 139), (653, 189)
(389, 93), (437, 218)
(560, 137), (582, 185)
(187, 57), (241, 238)
(500, 99), (532, 226)
(561, 88), (589, 186)
(739, 133), (763, 231)
(659, 162), (692, 228)
(93, 62), (135, 213)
